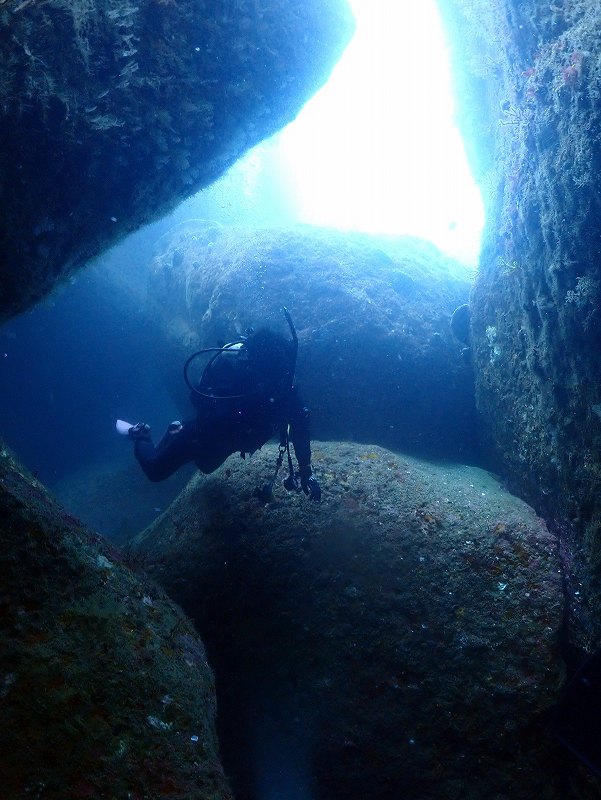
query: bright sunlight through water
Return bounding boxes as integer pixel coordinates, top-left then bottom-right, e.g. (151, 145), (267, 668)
(281, 0), (484, 264)
(215, 0), (485, 267)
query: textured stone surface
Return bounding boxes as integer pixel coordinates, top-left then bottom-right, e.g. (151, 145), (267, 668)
(0, 0), (353, 321)
(147, 221), (479, 461)
(133, 440), (577, 800)
(0, 439), (231, 800)
(437, 0), (601, 652)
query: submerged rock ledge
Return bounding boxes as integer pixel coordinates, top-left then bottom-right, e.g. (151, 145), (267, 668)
(135, 440), (570, 799)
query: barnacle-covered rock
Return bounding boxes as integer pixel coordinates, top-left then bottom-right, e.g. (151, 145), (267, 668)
(437, 0), (601, 654)
(134, 440), (569, 799)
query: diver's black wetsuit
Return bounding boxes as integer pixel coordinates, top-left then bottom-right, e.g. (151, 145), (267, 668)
(134, 385), (311, 482)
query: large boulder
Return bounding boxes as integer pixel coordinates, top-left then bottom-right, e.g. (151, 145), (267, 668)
(0, 439), (231, 800)
(133, 440), (579, 800)
(436, 1), (601, 652)
(0, 0), (353, 321)
(147, 221), (479, 461)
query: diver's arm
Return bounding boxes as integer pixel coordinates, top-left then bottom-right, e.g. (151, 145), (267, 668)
(133, 420), (198, 482)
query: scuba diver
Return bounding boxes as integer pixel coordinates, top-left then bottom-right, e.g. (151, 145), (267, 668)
(117, 308), (321, 502)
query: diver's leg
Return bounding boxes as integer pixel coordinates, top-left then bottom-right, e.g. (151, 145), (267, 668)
(134, 420), (198, 481)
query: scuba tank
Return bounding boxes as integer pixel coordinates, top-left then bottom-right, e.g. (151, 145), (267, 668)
(183, 307), (298, 403)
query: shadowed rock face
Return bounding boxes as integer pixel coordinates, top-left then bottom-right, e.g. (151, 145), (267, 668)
(0, 0), (353, 321)
(147, 221), (480, 462)
(133, 441), (576, 800)
(0, 439), (231, 800)
(8, 0), (601, 793)
(437, 0), (601, 651)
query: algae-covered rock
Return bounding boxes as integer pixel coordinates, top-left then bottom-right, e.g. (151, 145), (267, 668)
(133, 440), (573, 799)
(0, 439), (231, 800)
(148, 221), (478, 461)
(0, 0), (353, 321)
(437, 0), (601, 652)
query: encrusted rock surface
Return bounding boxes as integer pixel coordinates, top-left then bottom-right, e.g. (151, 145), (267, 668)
(133, 440), (580, 799)
(0, 0), (353, 320)
(147, 221), (479, 461)
(437, 0), (601, 652)
(0, 440), (231, 800)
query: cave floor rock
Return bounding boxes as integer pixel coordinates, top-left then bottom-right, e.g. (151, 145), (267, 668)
(134, 440), (591, 800)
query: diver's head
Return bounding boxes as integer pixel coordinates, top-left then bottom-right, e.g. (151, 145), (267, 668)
(185, 307), (298, 402)
(244, 327), (296, 397)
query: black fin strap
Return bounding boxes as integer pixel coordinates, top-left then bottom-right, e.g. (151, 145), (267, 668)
(286, 436), (295, 484)
(267, 443), (285, 491)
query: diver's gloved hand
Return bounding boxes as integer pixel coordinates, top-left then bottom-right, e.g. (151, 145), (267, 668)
(299, 465), (321, 502)
(128, 422), (151, 442)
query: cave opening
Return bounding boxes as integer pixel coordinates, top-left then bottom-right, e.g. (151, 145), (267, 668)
(179, 0), (485, 267)
(0, 0), (484, 525)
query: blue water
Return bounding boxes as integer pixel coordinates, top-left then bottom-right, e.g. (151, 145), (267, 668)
(0, 254), (176, 486)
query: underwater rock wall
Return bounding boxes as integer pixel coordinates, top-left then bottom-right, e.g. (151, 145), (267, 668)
(0, 0), (353, 321)
(133, 441), (576, 800)
(438, 0), (601, 651)
(0, 439), (231, 799)
(148, 221), (479, 461)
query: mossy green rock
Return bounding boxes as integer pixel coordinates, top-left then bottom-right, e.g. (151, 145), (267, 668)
(0, 440), (231, 800)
